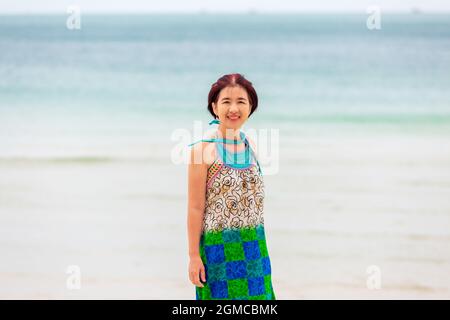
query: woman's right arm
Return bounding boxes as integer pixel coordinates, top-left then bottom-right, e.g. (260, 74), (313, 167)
(187, 143), (208, 287)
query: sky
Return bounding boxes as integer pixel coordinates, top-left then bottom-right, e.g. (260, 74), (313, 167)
(0, 0), (449, 14)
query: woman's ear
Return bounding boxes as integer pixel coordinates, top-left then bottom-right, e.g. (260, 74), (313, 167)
(212, 102), (218, 118)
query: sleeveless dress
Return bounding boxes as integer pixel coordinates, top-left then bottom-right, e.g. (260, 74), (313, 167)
(190, 130), (276, 300)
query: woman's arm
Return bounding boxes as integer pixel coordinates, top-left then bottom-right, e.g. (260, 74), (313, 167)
(187, 143), (208, 287)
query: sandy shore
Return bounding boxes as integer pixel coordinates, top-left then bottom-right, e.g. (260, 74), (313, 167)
(0, 124), (449, 299)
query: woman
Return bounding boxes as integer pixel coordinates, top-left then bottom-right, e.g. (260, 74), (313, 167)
(187, 73), (275, 300)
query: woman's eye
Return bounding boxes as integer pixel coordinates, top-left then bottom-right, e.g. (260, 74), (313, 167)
(222, 101), (245, 104)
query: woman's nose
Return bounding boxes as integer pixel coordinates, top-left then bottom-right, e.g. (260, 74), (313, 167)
(229, 104), (239, 112)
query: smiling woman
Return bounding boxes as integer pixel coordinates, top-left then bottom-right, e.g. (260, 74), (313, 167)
(187, 73), (275, 300)
(208, 74), (258, 134)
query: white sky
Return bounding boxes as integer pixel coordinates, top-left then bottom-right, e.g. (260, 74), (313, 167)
(0, 0), (449, 14)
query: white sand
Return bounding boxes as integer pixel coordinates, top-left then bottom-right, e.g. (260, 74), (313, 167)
(0, 124), (449, 299)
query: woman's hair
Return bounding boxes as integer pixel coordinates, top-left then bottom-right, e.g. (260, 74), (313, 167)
(207, 73), (258, 119)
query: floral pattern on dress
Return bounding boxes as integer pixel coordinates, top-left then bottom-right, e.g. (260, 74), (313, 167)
(203, 164), (265, 233)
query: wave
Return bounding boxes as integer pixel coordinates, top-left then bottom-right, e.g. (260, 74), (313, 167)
(262, 113), (450, 125)
(0, 156), (167, 165)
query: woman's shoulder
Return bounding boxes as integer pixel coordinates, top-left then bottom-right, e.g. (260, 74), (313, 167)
(189, 132), (218, 166)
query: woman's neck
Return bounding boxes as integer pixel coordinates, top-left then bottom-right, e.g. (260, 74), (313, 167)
(216, 125), (242, 141)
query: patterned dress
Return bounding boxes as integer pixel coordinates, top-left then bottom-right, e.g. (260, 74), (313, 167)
(193, 131), (276, 300)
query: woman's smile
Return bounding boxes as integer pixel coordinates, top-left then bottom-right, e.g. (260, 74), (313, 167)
(227, 114), (240, 121)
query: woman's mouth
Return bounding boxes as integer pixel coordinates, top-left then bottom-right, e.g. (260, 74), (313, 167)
(227, 115), (240, 121)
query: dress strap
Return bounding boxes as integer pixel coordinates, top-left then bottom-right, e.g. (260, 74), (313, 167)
(242, 132), (263, 176)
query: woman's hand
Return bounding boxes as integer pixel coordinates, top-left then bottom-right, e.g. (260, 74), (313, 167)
(189, 256), (206, 287)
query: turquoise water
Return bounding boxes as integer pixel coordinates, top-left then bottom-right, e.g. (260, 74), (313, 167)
(1, 14), (449, 113)
(0, 14), (449, 159)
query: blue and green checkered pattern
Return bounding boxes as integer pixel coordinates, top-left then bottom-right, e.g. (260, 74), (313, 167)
(195, 224), (275, 300)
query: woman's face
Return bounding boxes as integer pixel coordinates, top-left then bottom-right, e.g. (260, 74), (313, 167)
(212, 85), (252, 130)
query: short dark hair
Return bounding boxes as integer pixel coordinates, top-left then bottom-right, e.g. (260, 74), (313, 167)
(207, 73), (258, 119)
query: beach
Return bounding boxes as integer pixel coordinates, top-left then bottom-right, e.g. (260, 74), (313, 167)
(0, 13), (449, 299)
